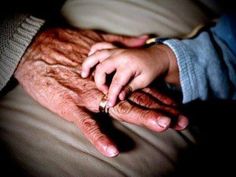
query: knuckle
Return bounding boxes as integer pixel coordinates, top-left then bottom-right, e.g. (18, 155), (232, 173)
(93, 134), (107, 146)
(139, 110), (154, 123)
(132, 93), (145, 103)
(80, 117), (97, 132)
(130, 92), (152, 107)
(112, 101), (133, 115)
(89, 128), (103, 142)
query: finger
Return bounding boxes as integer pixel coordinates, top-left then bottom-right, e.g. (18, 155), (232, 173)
(128, 91), (180, 116)
(107, 69), (133, 107)
(81, 50), (112, 78)
(75, 86), (107, 113)
(172, 115), (189, 131)
(128, 76), (147, 93)
(119, 85), (132, 100)
(74, 109), (119, 157)
(89, 42), (117, 56)
(94, 60), (118, 94)
(142, 87), (177, 106)
(102, 34), (149, 48)
(118, 85), (133, 101)
(53, 99), (119, 157)
(109, 101), (171, 132)
(118, 90), (126, 101)
(128, 90), (189, 129)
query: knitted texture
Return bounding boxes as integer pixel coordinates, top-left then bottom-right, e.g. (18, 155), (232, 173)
(0, 14), (45, 90)
(164, 39), (199, 103)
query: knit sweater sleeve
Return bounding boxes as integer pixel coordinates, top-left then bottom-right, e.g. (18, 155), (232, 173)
(164, 15), (236, 103)
(0, 14), (45, 90)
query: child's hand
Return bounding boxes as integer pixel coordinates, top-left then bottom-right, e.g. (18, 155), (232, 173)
(82, 42), (178, 107)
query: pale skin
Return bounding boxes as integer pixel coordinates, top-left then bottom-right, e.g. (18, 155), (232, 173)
(15, 27), (188, 158)
(81, 42), (180, 107)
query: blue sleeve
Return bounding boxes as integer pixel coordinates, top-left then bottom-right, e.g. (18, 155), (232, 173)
(164, 14), (236, 103)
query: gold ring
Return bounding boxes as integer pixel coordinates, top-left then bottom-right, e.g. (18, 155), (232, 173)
(99, 95), (109, 113)
(145, 37), (157, 45)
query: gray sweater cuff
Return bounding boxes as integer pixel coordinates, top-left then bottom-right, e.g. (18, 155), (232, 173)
(164, 39), (199, 103)
(0, 14), (45, 91)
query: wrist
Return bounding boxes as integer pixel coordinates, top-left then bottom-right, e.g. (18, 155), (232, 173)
(162, 44), (180, 86)
(149, 44), (180, 86)
(145, 37), (180, 86)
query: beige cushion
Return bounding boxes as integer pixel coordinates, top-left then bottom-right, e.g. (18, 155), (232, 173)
(0, 0), (219, 176)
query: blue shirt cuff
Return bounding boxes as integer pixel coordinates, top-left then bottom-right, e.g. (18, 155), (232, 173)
(164, 39), (199, 103)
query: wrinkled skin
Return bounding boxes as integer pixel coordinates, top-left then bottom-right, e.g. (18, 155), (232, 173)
(15, 27), (188, 157)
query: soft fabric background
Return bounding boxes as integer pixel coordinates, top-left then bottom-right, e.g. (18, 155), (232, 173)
(0, 0), (222, 177)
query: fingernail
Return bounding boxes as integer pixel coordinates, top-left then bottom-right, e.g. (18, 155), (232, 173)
(177, 115), (188, 129)
(158, 116), (171, 128)
(106, 145), (119, 157)
(81, 71), (86, 78)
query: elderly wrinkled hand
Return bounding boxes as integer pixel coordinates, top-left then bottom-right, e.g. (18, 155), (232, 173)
(14, 27), (188, 157)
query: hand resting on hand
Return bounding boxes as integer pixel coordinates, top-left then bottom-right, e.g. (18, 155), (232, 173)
(15, 27), (188, 157)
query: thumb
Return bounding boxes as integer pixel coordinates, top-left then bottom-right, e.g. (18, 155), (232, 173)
(102, 34), (149, 48)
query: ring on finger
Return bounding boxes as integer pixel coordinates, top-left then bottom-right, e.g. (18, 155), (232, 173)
(99, 95), (109, 114)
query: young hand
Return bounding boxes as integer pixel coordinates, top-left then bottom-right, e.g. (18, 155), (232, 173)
(82, 42), (179, 107)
